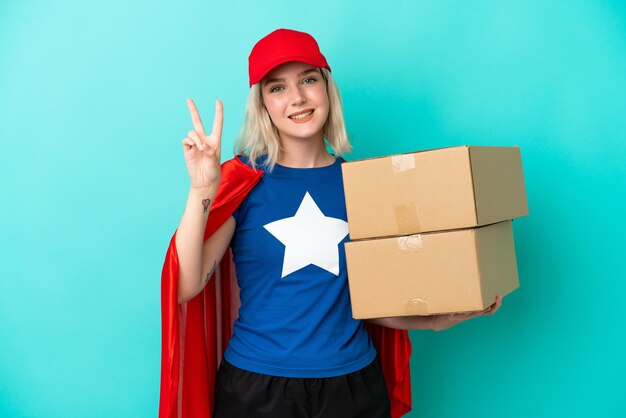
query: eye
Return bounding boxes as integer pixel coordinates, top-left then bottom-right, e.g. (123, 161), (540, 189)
(269, 84), (284, 93)
(302, 77), (317, 85)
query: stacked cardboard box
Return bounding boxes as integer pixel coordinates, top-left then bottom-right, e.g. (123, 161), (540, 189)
(341, 145), (528, 319)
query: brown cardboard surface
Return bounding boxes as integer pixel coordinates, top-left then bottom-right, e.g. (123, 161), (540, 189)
(345, 220), (519, 319)
(341, 145), (528, 240)
(469, 146), (529, 226)
(475, 220), (520, 309)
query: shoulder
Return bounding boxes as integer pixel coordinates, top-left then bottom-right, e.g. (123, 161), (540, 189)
(223, 154), (270, 173)
(220, 155), (265, 184)
(223, 154), (248, 167)
(222, 154), (255, 172)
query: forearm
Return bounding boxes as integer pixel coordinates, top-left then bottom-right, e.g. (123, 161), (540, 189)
(367, 310), (490, 331)
(367, 315), (439, 331)
(175, 185), (218, 303)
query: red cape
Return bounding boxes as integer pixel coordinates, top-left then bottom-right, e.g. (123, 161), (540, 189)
(159, 155), (412, 418)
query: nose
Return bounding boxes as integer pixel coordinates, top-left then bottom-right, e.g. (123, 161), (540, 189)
(290, 85), (306, 106)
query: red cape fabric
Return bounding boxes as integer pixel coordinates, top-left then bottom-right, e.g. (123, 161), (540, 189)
(159, 156), (413, 418)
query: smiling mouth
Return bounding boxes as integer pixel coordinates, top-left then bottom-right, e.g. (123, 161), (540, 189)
(289, 110), (314, 120)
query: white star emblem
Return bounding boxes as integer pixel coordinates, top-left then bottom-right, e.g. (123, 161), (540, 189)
(263, 192), (349, 278)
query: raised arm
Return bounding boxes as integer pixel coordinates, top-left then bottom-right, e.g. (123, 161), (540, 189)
(175, 98), (231, 304)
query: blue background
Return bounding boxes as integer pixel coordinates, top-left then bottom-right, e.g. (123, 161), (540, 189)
(1, 1), (624, 417)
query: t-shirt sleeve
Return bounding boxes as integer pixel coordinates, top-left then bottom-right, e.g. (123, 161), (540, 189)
(232, 204), (241, 224)
(231, 194), (248, 224)
(230, 154), (253, 225)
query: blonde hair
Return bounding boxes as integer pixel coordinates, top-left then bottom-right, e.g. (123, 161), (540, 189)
(234, 67), (351, 171)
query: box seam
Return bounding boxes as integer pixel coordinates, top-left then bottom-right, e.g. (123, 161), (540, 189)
(468, 146), (480, 226)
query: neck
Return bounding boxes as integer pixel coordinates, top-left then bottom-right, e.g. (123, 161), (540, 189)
(276, 134), (335, 168)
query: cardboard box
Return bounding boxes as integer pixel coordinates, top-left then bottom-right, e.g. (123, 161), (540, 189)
(341, 146), (528, 240)
(345, 220), (519, 319)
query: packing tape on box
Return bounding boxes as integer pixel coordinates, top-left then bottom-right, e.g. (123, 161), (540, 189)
(405, 297), (429, 315)
(391, 154), (416, 173)
(395, 203), (420, 235)
(397, 234), (422, 251)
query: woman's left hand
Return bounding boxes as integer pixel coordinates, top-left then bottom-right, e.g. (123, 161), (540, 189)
(431, 295), (503, 331)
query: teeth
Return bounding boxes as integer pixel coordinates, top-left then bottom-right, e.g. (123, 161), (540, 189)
(290, 111), (313, 120)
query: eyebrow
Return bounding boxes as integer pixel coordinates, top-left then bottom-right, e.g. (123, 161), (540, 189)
(263, 69), (319, 86)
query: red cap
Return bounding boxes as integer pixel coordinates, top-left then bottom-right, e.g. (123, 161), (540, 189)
(248, 28), (331, 87)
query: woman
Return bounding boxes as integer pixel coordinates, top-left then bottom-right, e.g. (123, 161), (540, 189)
(162, 28), (502, 418)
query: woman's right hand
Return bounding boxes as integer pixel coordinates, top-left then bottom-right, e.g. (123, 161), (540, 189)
(182, 98), (223, 190)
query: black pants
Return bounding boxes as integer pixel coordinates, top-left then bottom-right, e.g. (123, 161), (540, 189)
(213, 357), (391, 418)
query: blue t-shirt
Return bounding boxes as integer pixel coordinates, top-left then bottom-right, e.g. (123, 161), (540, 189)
(223, 155), (376, 378)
